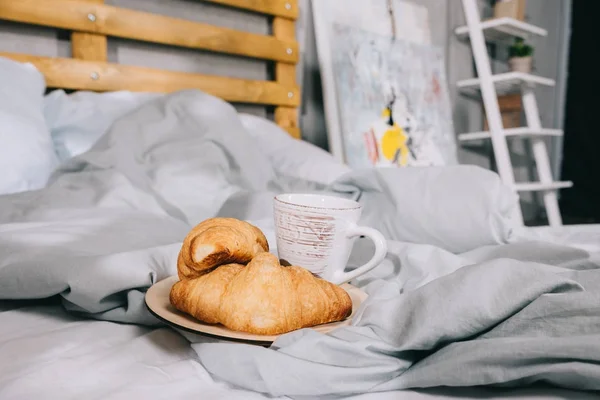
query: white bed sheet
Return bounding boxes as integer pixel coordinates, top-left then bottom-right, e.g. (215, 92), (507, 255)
(523, 223), (600, 258)
(2, 82), (599, 399)
(1, 300), (596, 400)
(2, 220), (599, 400)
(2, 226), (598, 400)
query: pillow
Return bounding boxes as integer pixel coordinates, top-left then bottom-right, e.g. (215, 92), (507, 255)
(330, 165), (521, 253)
(0, 57), (59, 194)
(239, 113), (350, 185)
(44, 90), (162, 161)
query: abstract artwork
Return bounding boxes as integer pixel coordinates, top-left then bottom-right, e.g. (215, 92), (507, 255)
(330, 24), (457, 168)
(312, 0), (457, 168)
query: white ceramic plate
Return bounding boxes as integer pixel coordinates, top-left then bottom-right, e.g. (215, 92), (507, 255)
(145, 276), (368, 345)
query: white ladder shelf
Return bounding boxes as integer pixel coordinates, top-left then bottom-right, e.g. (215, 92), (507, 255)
(457, 0), (572, 227)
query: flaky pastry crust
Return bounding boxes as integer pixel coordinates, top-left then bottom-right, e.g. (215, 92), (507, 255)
(170, 252), (352, 335)
(177, 217), (268, 280)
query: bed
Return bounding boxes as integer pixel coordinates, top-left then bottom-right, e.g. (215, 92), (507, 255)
(1, 1), (600, 399)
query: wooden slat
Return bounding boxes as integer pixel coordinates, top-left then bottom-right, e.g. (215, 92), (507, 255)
(71, 0), (107, 62)
(0, 0), (298, 63)
(1, 53), (299, 107)
(275, 108), (300, 139)
(203, 0), (298, 19)
(273, 17), (300, 138)
(72, 30), (107, 61)
(283, 126), (301, 139)
(273, 18), (297, 82)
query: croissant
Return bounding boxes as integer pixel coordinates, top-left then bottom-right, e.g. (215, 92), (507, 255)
(170, 252), (353, 335)
(177, 217), (268, 280)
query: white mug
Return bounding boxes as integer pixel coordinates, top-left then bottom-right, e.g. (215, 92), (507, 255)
(273, 193), (387, 285)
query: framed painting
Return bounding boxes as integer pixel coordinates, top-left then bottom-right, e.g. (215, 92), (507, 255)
(312, 0), (458, 168)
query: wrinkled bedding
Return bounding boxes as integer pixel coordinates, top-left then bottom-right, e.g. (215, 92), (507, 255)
(1, 300), (597, 400)
(0, 91), (599, 399)
(522, 224), (600, 258)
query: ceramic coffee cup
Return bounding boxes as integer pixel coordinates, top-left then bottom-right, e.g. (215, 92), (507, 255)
(273, 193), (387, 285)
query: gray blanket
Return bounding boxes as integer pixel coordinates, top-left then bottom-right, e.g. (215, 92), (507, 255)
(0, 91), (599, 398)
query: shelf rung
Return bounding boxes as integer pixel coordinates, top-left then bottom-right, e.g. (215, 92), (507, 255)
(457, 72), (555, 91)
(458, 128), (563, 142)
(514, 181), (573, 192)
(457, 72), (555, 97)
(455, 17), (548, 43)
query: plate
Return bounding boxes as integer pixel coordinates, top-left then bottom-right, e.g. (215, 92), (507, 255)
(145, 275), (368, 346)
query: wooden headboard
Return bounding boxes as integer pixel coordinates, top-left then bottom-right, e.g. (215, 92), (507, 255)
(0, 0), (301, 139)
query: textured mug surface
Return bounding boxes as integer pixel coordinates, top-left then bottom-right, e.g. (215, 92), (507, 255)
(273, 193), (387, 284)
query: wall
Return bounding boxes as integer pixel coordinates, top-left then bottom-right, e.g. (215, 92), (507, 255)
(296, 0), (327, 149)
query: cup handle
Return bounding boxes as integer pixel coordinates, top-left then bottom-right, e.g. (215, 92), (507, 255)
(331, 225), (387, 285)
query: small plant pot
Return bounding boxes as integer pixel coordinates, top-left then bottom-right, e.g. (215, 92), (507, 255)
(509, 56), (533, 73)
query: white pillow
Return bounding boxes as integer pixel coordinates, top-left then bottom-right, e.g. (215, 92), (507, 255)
(331, 165), (522, 253)
(239, 113), (350, 185)
(0, 57), (59, 194)
(44, 90), (162, 161)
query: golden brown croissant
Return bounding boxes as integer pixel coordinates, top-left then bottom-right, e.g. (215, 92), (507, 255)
(170, 252), (353, 335)
(177, 217), (268, 280)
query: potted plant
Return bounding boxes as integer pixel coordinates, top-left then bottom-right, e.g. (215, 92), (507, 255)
(508, 37), (534, 73)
